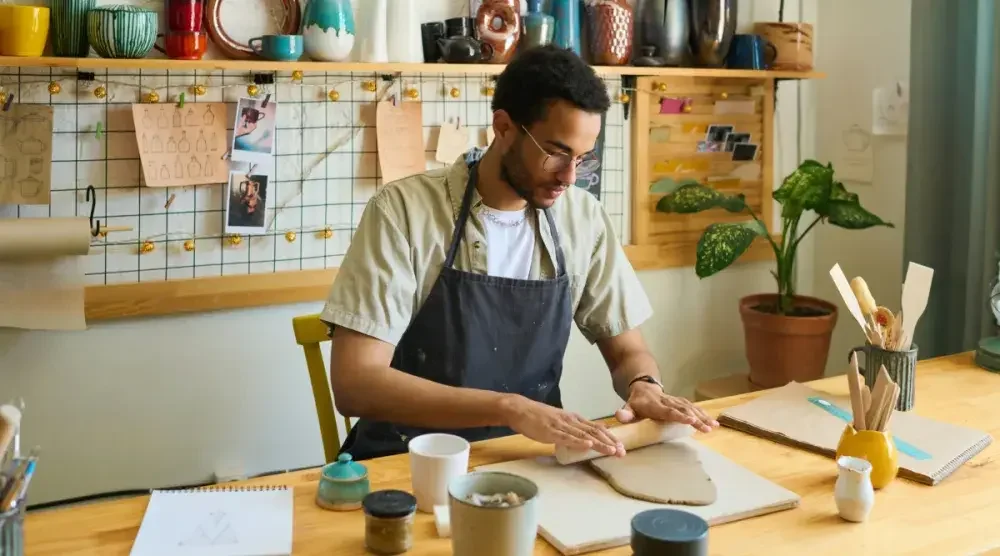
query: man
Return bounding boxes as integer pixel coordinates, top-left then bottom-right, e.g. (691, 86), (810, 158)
(321, 45), (718, 461)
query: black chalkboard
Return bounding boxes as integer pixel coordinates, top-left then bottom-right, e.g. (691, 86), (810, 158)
(574, 111), (607, 200)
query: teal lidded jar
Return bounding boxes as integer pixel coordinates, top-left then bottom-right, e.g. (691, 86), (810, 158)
(316, 453), (370, 511)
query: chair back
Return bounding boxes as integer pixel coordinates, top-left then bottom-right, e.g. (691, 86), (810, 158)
(293, 314), (351, 464)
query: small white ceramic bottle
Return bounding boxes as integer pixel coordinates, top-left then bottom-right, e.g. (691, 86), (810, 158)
(386, 0), (423, 63)
(835, 455), (875, 522)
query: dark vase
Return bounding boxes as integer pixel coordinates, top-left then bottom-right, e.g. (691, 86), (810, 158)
(689, 0), (737, 67)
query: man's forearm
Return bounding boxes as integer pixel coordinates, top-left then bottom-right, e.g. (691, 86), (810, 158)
(610, 351), (660, 401)
(336, 364), (516, 430)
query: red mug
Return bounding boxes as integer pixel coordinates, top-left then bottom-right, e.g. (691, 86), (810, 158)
(166, 0), (204, 32)
(154, 31), (209, 60)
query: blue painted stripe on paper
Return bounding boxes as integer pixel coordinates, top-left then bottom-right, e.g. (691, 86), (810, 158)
(806, 396), (932, 461)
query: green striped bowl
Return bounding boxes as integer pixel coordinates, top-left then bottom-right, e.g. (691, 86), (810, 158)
(87, 5), (157, 59)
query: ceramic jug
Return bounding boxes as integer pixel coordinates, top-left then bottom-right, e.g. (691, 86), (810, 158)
(386, 0), (422, 63)
(356, 0), (388, 62)
(834, 456), (875, 522)
(302, 0), (354, 61)
(522, 0), (554, 49)
(475, 0), (521, 63)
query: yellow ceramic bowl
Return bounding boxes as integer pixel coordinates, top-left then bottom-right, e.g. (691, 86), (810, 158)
(0, 5), (50, 57)
(835, 424), (899, 489)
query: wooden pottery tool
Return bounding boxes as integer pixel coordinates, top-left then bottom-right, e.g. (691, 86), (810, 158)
(899, 262), (934, 350)
(850, 276), (884, 346)
(554, 419), (694, 465)
(0, 405), (22, 463)
(830, 264), (880, 344)
(847, 352), (866, 430)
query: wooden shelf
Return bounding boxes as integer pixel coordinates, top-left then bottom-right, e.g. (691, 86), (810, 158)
(0, 56), (825, 79)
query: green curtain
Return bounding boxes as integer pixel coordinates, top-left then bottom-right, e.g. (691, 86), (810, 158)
(906, 0), (1000, 358)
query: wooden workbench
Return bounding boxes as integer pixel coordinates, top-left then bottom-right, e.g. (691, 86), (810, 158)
(24, 352), (1000, 555)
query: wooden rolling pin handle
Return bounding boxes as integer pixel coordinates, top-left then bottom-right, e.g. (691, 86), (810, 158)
(554, 419), (695, 465)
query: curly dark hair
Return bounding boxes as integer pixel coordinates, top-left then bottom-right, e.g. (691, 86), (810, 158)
(491, 45), (611, 127)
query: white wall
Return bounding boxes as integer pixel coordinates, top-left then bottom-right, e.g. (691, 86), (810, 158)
(809, 0), (911, 373)
(0, 0), (816, 505)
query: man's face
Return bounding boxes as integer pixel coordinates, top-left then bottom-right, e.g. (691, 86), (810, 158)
(496, 100), (602, 209)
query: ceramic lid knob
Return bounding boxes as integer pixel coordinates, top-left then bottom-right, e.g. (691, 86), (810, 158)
(630, 509), (708, 556)
(324, 453), (368, 481)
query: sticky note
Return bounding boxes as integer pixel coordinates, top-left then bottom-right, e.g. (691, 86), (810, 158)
(660, 98), (686, 114)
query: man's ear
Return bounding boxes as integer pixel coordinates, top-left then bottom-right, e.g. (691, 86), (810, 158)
(492, 110), (516, 148)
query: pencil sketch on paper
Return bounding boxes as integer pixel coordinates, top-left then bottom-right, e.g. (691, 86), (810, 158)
(0, 105), (53, 206)
(178, 510), (240, 547)
(133, 103), (229, 188)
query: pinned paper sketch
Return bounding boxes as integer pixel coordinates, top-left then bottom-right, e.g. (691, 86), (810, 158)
(134, 103), (229, 187)
(873, 82), (909, 136)
(0, 105), (53, 205)
(834, 125), (874, 183)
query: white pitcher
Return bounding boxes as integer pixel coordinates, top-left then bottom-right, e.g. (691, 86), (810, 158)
(834, 455), (875, 522)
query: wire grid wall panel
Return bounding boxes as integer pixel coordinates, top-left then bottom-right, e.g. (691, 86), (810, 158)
(0, 68), (629, 286)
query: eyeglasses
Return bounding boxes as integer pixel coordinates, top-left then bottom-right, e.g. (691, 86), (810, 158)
(521, 126), (601, 176)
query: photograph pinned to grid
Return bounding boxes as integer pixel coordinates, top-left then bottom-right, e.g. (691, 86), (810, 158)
(231, 97), (277, 165)
(225, 169), (270, 235)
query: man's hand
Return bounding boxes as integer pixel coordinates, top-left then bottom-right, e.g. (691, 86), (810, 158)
(501, 395), (625, 457)
(616, 382), (719, 433)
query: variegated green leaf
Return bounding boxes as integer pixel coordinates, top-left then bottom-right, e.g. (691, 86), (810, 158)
(656, 183), (723, 213)
(772, 159), (834, 218)
(695, 221), (768, 278)
(825, 199), (894, 229)
(718, 193), (748, 213)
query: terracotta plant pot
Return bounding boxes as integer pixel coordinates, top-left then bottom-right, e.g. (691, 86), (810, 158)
(739, 293), (838, 388)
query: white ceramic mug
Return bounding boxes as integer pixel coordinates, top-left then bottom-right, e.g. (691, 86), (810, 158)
(448, 471), (539, 556)
(408, 433), (471, 513)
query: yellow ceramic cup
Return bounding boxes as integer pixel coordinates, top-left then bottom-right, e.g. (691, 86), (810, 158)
(835, 424), (899, 489)
(0, 5), (50, 57)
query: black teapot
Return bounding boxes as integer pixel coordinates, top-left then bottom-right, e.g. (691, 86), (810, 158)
(437, 36), (494, 63)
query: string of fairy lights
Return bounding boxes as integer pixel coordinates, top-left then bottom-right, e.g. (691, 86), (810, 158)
(0, 68), (688, 258)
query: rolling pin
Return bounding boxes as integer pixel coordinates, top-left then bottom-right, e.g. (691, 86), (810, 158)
(554, 420), (695, 465)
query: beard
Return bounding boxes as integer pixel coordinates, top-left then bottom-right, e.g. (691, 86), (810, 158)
(499, 142), (569, 209)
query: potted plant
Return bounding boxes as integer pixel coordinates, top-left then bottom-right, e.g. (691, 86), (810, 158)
(654, 160), (893, 387)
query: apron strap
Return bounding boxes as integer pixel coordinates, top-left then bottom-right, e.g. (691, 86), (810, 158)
(444, 162), (568, 277)
(542, 208), (567, 277)
(444, 162), (480, 269)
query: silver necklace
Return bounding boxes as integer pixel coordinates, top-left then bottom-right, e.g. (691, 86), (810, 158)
(481, 207), (528, 228)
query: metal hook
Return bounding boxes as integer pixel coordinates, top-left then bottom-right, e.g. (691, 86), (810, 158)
(86, 185), (100, 237)
(261, 93), (271, 108)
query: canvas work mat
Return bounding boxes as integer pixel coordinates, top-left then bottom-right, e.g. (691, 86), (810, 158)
(719, 382), (993, 485)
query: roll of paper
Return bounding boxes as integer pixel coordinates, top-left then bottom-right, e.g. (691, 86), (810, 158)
(554, 420), (696, 465)
(0, 218), (92, 261)
(0, 217), (91, 330)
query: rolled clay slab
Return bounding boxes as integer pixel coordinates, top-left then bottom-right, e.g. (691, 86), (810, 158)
(554, 419), (696, 465)
(589, 442), (718, 506)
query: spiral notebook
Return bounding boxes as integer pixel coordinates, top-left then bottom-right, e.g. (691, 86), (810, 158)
(130, 486), (293, 556)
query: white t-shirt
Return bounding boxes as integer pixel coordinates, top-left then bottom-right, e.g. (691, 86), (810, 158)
(477, 206), (536, 280)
